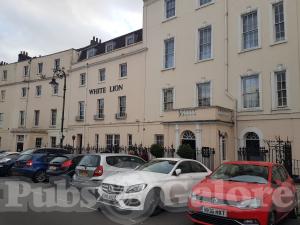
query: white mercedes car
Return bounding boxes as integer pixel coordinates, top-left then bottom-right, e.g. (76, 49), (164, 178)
(97, 158), (211, 215)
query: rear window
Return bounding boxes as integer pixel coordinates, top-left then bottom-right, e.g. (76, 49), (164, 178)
(50, 157), (68, 164)
(78, 155), (100, 167)
(106, 156), (145, 169)
(18, 154), (32, 161)
(20, 149), (35, 155)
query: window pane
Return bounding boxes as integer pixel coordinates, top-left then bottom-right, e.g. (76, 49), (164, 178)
(242, 75), (259, 108)
(164, 38), (175, 68)
(165, 0), (175, 18)
(273, 2), (285, 41)
(199, 26), (212, 60)
(242, 11), (258, 49)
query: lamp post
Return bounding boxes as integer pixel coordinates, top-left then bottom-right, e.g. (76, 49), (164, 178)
(49, 67), (67, 148)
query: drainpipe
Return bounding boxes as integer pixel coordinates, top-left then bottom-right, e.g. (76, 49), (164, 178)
(224, 0), (238, 160)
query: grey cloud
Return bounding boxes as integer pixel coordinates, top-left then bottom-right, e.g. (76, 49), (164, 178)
(0, 0), (143, 63)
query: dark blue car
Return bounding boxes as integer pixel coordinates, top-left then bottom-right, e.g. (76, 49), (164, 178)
(0, 152), (20, 176)
(12, 148), (70, 183)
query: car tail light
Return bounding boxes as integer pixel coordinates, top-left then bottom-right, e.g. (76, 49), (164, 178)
(93, 166), (103, 177)
(26, 160), (33, 167)
(61, 160), (72, 168)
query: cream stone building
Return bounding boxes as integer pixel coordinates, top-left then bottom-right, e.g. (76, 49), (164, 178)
(0, 0), (300, 169)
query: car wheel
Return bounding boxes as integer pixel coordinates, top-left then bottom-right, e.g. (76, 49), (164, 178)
(290, 195), (299, 219)
(143, 189), (162, 217)
(33, 170), (47, 183)
(268, 211), (276, 225)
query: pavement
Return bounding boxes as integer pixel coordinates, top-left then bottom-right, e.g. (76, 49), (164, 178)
(0, 177), (299, 225)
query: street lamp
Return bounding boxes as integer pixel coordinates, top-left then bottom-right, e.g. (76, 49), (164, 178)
(49, 67), (67, 148)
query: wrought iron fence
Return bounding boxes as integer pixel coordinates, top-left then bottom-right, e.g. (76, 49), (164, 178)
(64, 145), (215, 171)
(238, 138), (300, 177)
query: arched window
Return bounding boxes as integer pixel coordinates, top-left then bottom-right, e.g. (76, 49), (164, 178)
(245, 132), (259, 141)
(181, 131), (196, 140)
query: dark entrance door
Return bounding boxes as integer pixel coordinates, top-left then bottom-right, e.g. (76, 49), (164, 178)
(77, 134), (83, 154)
(181, 131), (196, 160)
(245, 132), (262, 161)
(16, 142), (24, 152)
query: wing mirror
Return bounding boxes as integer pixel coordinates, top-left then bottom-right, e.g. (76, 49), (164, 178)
(175, 169), (182, 176)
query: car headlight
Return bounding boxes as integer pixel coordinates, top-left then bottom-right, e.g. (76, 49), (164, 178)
(126, 184), (147, 193)
(189, 192), (198, 201)
(236, 198), (261, 209)
(0, 158), (11, 163)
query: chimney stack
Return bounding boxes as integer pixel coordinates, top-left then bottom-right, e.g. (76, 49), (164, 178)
(90, 36), (101, 45)
(18, 51), (31, 62)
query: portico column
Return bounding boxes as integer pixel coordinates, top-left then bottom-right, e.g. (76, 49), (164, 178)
(175, 124), (180, 150)
(195, 124), (202, 151)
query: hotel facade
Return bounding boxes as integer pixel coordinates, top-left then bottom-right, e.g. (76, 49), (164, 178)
(1, 0), (300, 168)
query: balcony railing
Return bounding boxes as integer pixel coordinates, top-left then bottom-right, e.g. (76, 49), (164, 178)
(115, 112), (127, 120)
(75, 115), (84, 122)
(94, 114), (105, 121)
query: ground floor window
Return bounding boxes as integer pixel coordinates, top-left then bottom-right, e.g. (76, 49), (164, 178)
(50, 136), (56, 148)
(155, 134), (164, 146)
(35, 138), (42, 148)
(128, 134), (133, 148)
(106, 134), (120, 151)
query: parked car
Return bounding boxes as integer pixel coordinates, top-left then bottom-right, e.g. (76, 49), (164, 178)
(97, 158), (211, 216)
(47, 154), (84, 185)
(0, 150), (7, 155)
(188, 161), (298, 225)
(12, 148), (71, 183)
(0, 152), (20, 176)
(72, 154), (146, 190)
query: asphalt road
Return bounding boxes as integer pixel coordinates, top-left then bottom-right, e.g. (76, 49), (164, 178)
(0, 177), (299, 225)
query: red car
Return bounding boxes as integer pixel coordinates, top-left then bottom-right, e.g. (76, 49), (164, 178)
(188, 161), (298, 225)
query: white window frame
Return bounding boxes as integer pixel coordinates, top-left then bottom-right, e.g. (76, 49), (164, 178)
(238, 72), (263, 111)
(197, 0), (214, 9)
(162, 88), (174, 112)
(19, 111), (25, 127)
(155, 134), (165, 146)
(126, 34), (135, 46)
(97, 98), (104, 117)
(50, 109), (57, 127)
(164, 0), (176, 20)
(197, 24), (213, 62)
(163, 37), (175, 70)
(2, 70), (7, 81)
(35, 137), (42, 148)
(37, 62), (43, 74)
(99, 68), (106, 82)
(271, 66), (290, 110)
(87, 48), (96, 59)
(196, 81), (212, 107)
(118, 96), (126, 115)
(239, 8), (261, 53)
(21, 87), (27, 98)
(269, 0), (287, 45)
(34, 110), (40, 127)
(78, 101), (85, 120)
(120, 63), (127, 78)
(54, 59), (60, 70)
(79, 73), (86, 86)
(23, 66), (29, 77)
(0, 113), (4, 128)
(105, 42), (115, 53)
(0, 90), (5, 101)
(35, 85), (42, 97)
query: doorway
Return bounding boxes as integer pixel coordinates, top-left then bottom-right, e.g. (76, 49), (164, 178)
(181, 131), (196, 159)
(16, 135), (24, 152)
(245, 132), (261, 161)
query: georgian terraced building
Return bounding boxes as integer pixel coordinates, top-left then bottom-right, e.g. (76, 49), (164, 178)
(1, 0), (300, 167)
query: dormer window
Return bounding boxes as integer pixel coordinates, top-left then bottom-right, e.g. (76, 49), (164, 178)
(106, 42), (115, 53)
(126, 34), (135, 46)
(87, 48), (96, 59)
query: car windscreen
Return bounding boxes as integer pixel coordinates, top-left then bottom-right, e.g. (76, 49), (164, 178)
(50, 156), (68, 164)
(136, 160), (177, 174)
(210, 164), (269, 184)
(20, 149), (35, 155)
(78, 155), (100, 167)
(17, 154), (32, 161)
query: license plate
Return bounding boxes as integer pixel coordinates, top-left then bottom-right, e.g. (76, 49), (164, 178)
(201, 206), (227, 217)
(102, 193), (117, 201)
(79, 170), (88, 177)
(49, 166), (57, 170)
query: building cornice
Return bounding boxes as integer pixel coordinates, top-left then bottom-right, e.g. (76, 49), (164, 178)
(70, 47), (148, 72)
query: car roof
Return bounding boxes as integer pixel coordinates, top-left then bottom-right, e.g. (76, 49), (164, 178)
(223, 161), (275, 167)
(152, 158), (184, 162)
(84, 153), (142, 157)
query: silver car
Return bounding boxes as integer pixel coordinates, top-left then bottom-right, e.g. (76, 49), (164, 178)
(72, 154), (146, 190)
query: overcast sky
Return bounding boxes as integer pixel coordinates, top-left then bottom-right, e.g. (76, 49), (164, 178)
(0, 0), (143, 63)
